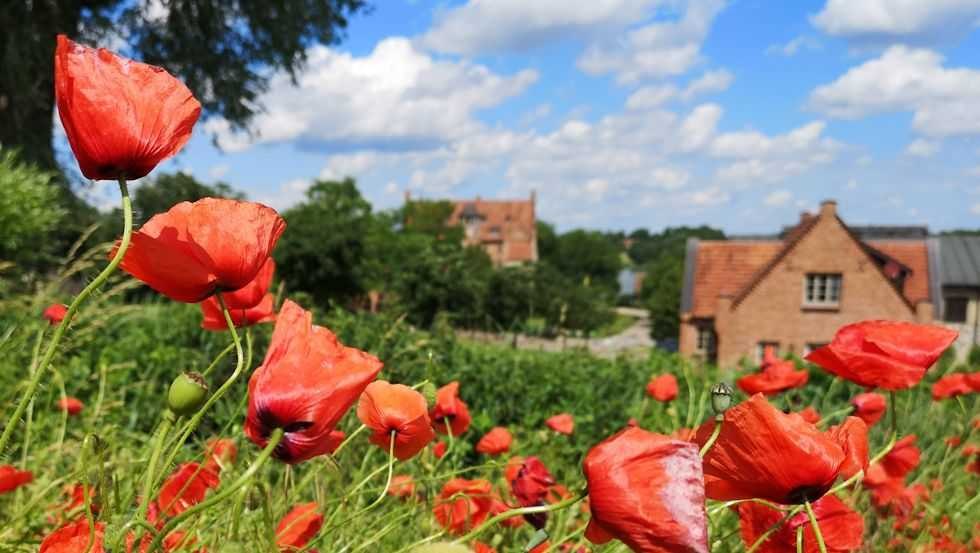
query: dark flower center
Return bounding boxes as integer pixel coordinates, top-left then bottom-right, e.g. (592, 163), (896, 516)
(787, 485), (829, 504)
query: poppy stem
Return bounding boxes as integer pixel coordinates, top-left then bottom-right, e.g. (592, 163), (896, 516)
(332, 424), (367, 457)
(746, 508), (800, 553)
(18, 327), (46, 471)
(200, 342), (236, 378)
(145, 428), (285, 553)
(0, 177), (133, 457)
(803, 500), (828, 553)
(450, 491), (587, 545)
(796, 525), (804, 553)
(699, 414), (724, 457)
(889, 391), (898, 435)
(136, 409), (177, 524)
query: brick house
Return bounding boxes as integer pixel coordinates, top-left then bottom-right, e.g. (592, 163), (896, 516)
(444, 193), (538, 266)
(678, 200), (935, 367)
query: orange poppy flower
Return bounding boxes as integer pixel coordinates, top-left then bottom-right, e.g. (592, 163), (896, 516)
(43, 304), (68, 325)
(157, 462), (220, 517)
(932, 373), (975, 400)
(738, 494), (863, 553)
(738, 347), (809, 396)
(473, 542), (497, 553)
(545, 413), (575, 435)
(583, 426), (708, 553)
(799, 406), (821, 424)
(118, 198), (285, 304)
(388, 475), (416, 499)
(695, 394), (868, 504)
(475, 427), (512, 456)
(504, 455), (525, 484)
(432, 478), (495, 535)
(244, 301), (382, 464)
(805, 320), (957, 390)
(433, 441), (447, 459)
(646, 373), (679, 402)
(827, 417), (869, 479)
(40, 519), (106, 552)
(203, 438), (237, 472)
(276, 502), (323, 552)
(55, 35), (200, 181)
(356, 380), (435, 460)
(850, 392), (887, 426)
(57, 397), (84, 416)
(0, 465), (33, 494)
(430, 381), (472, 437)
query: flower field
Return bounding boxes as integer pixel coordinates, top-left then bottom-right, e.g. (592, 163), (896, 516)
(1, 33), (979, 553)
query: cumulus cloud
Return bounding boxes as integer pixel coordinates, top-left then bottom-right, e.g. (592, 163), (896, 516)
(810, 0), (980, 46)
(766, 35), (821, 56)
(710, 121), (842, 183)
(208, 163), (230, 180)
(205, 38), (537, 152)
(764, 189), (792, 206)
(905, 138), (940, 157)
(577, 0), (727, 83)
(809, 46), (980, 137)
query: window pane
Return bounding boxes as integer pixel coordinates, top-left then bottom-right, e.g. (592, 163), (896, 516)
(945, 298), (968, 323)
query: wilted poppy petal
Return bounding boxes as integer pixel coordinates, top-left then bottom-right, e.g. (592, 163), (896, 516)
(583, 426), (708, 553)
(430, 381), (471, 437)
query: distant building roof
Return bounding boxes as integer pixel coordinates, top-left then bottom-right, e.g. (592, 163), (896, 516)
(779, 225), (929, 240)
(446, 197), (537, 265)
(937, 235), (980, 286)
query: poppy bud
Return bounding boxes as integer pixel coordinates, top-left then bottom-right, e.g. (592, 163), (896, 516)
(168, 372), (208, 416)
(711, 382), (734, 415)
(421, 381), (438, 406)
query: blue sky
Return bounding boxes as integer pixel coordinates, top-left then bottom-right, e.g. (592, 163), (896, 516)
(78, 1), (980, 233)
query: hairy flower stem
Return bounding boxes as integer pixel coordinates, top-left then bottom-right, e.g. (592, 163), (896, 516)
(699, 414), (724, 457)
(131, 409), (177, 542)
(146, 428), (285, 553)
(452, 492), (587, 545)
(0, 178), (132, 456)
(796, 525), (804, 553)
(18, 327), (45, 471)
(804, 500), (828, 553)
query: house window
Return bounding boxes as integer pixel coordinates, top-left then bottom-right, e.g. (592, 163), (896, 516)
(804, 274), (842, 307)
(945, 297), (969, 323)
(756, 342), (779, 364)
(695, 326), (715, 354)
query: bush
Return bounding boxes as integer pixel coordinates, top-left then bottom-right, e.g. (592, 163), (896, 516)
(0, 150), (66, 269)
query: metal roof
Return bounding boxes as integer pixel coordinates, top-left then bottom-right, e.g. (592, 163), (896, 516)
(938, 235), (980, 286)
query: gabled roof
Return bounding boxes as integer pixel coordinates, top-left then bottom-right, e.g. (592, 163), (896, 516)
(687, 240), (783, 317)
(446, 198), (537, 264)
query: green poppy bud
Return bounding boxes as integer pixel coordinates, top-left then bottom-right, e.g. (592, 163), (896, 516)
(421, 381), (438, 406)
(711, 382), (734, 415)
(168, 372), (208, 416)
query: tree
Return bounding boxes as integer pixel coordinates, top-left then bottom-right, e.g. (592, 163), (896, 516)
(0, 150), (66, 270)
(1, 1), (366, 173)
(536, 221), (559, 262)
(403, 199), (462, 242)
(274, 178), (374, 306)
(548, 229), (622, 293)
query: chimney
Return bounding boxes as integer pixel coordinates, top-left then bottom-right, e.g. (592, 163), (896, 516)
(799, 211), (813, 225)
(819, 199), (837, 218)
(530, 189), (536, 206)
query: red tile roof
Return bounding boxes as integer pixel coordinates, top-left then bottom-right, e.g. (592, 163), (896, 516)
(866, 240), (931, 304)
(690, 241), (783, 317)
(447, 198), (537, 264)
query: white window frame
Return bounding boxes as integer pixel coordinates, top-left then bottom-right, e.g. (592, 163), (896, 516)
(695, 326), (715, 354)
(804, 273), (842, 308)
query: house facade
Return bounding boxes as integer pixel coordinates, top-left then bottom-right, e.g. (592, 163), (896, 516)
(932, 235), (980, 357)
(678, 200), (935, 367)
(445, 193), (538, 266)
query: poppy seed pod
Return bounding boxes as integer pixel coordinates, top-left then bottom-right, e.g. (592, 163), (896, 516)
(168, 372), (208, 416)
(711, 382), (734, 414)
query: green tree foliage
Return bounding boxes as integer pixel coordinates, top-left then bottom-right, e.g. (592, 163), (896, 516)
(536, 221), (559, 261)
(403, 199), (462, 242)
(274, 178), (374, 307)
(543, 229), (622, 293)
(0, 1), (367, 173)
(633, 226), (725, 340)
(0, 150), (66, 269)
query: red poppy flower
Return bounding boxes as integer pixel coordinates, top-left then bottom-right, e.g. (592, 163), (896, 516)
(627, 417), (639, 427)
(967, 372), (980, 391)
(57, 397), (84, 416)
(583, 426), (708, 553)
(799, 406), (821, 424)
(475, 427), (512, 456)
(118, 198), (286, 303)
(504, 456), (525, 484)
(490, 497), (524, 528)
(850, 392), (887, 426)
(473, 542), (497, 553)
(672, 427), (697, 442)
(827, 417), (869, 479)
(40, 519), (106, 553)
(244, 300), (382, 464)
(356, 380), (435, 460)
(738, 347), (809, 396)
(433, 441), (447, 459)
(430, 381), (472, 436)
(738, 494), (863, 553)
(157, 462), (220, 517)
(805, 320), (958, 390)
(646, 373), (679, 402)
(862, 464), (926, 515)
(388, 475), (416, 499)
(545, 413), (575, 435)
(695, 394), (868, 504)
(55, 35), (200, 181)
(201, 293), (276, 330)
(0, 465), (33, 494)
(43, 304), (68, 325)
(932, 373), (975, 400)
(432, 478), (495, 535)
(204, 438), (237, 472)
(276, 502), (323, 552)
(880, 435), (920, 480)
(48, 483), (98, 525)
(511, 456), (555, 508)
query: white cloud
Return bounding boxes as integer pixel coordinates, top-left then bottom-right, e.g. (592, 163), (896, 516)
(651, 167), (691, 190)
(766, 36), (821, 56)
(972, 203), (980, 214)
(678, 103), (722, 152)
(258, 178), (312, 212)
(320, 152), (380, 181)
(519, 103), (553, 126)
(627, 72), (731, 110)
(764, 189), (792, 206)
(626, 85), (679, 110)
(419, 1), (657, 55)
(811, 0), (980, 45)
(206, 38), (537, 152)
(679, 69), (734, 100)
(809, 46), (980, 137)
(711, 121), (842, 183)
(905, 138), (940, 157)
(688, 185), (730, 206)
(208, 163), (230, 180)
(577, 0), (726, 83)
